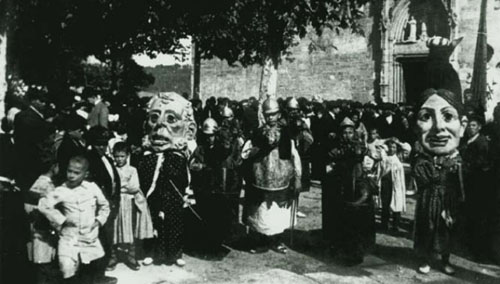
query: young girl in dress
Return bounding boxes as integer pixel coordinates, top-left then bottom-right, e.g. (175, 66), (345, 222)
(379, 139), (407, 232)
(112, 142), (154, 270)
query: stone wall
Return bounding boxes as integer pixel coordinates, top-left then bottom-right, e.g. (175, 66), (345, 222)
(199, 26), (375, 102)
(145, 0), (500, 103)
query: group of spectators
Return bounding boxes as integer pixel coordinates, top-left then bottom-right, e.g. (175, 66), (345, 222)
(1, 86), (500, 283)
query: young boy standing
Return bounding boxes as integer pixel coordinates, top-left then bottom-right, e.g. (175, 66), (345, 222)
(39, 156), (110, 284)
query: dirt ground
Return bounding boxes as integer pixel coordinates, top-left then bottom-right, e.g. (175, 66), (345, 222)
(108, 183), (500, 284)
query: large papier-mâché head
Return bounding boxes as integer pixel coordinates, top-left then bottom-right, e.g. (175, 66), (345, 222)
(147, 92), (197, 152)
(415, 88), (466, 156)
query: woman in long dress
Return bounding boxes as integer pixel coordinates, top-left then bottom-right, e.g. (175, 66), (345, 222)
(412, 88), (466, 275)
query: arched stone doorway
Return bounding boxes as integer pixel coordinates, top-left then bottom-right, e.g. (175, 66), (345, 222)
(378, 0), (459, 103)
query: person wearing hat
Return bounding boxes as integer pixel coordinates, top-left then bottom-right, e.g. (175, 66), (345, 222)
(285, 97), (313, 217)
(241, 97), (302, 254)
(310, 102), (326, 180)
(361, 103), (377, 131)
(322, 117), (365, 252)
(14, 88), (56, 193)
(284, 97), (300, 119)
(85, 126), (120, 284)
(461, 115), (492, 259)
(350, 110), (368, 145)
(412, 88), (467, 275)
(3, 97), (51, 283)
(241, 98), (260, 141)
(315, 100), (341, 181)
(219, 105), (244, 147)
(190, 118), (242, 256)
(56, 114), (87, 182)
(375, 103), (403, 139)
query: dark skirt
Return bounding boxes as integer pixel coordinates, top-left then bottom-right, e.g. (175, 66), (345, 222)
(338, 202), (376, 258)
(198, 193), (240, 246)
(321, 172), (343, 243)
(300, 159), (311, 192)
(413, 188), (453, 257)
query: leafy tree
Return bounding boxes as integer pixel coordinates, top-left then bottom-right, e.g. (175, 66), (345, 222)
(1, 0), (369, 112)
(2, 0), (175, 108)
(189, 0), (368, 98)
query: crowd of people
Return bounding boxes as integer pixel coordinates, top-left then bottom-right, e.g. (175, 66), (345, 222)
(1, 83), (500, 284)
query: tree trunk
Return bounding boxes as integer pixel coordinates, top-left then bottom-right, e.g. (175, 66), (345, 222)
(259, 56), (279, 100)
(0, 32), (7, 123)
(191, 38), (201, 100)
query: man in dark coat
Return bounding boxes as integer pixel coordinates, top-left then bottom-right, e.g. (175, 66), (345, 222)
(84, 87), (110, 129)
(241, 98), (260, 140)
(375, 103), (401, 139)
(1, 116), (32, 284)
(13, 89), (55, 192)
(461, 115), (492, 259)
(190, 118), (242, 255)
(321, 101), (341, 144)
(56, 114), (87, 182)
(86, 126), (120, 284)
(315, 101), (340, 180)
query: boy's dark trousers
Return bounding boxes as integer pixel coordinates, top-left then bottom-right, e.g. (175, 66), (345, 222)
(380, 175), (400, 230)
(95, 214), (117, 277)
(35, 261), (62, 284)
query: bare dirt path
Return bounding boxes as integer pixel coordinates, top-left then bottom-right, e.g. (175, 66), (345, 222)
(108, 184), (500, 284)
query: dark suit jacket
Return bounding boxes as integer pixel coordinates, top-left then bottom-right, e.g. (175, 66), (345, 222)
(86, 148), (121, 218)
(319, 113), (339, 148)
(57, 134), (87, 180)
(13, 107), (55, 191)
(463, 134), (490, 174)
(375, 115), (401, 139)
(0, 134), (16, 180)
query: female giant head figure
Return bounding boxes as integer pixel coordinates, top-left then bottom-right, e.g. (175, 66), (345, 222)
(414, 88), (466, 156)
(146, 92), (197, 152)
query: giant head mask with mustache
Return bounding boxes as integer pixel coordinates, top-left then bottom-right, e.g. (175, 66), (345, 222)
(146, 92), (197, 152)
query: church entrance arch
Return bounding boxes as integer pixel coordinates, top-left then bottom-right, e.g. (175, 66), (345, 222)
(379, 0), (457, 103)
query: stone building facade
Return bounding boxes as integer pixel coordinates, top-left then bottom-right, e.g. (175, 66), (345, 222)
(195, 0), (500, 103)
(375, 0), (500, 104)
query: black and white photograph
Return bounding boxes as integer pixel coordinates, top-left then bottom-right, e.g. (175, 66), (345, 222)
(1, 0), (500, 283)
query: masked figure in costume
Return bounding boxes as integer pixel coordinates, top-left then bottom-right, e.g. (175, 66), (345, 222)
(412, 88), (466, 275)
(137, 92), (197, 267)
(190, 118), (243, 255)
(322, 117), (366, 253)
(241, 97), (302, 254)
(285, 97), (314, 194)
